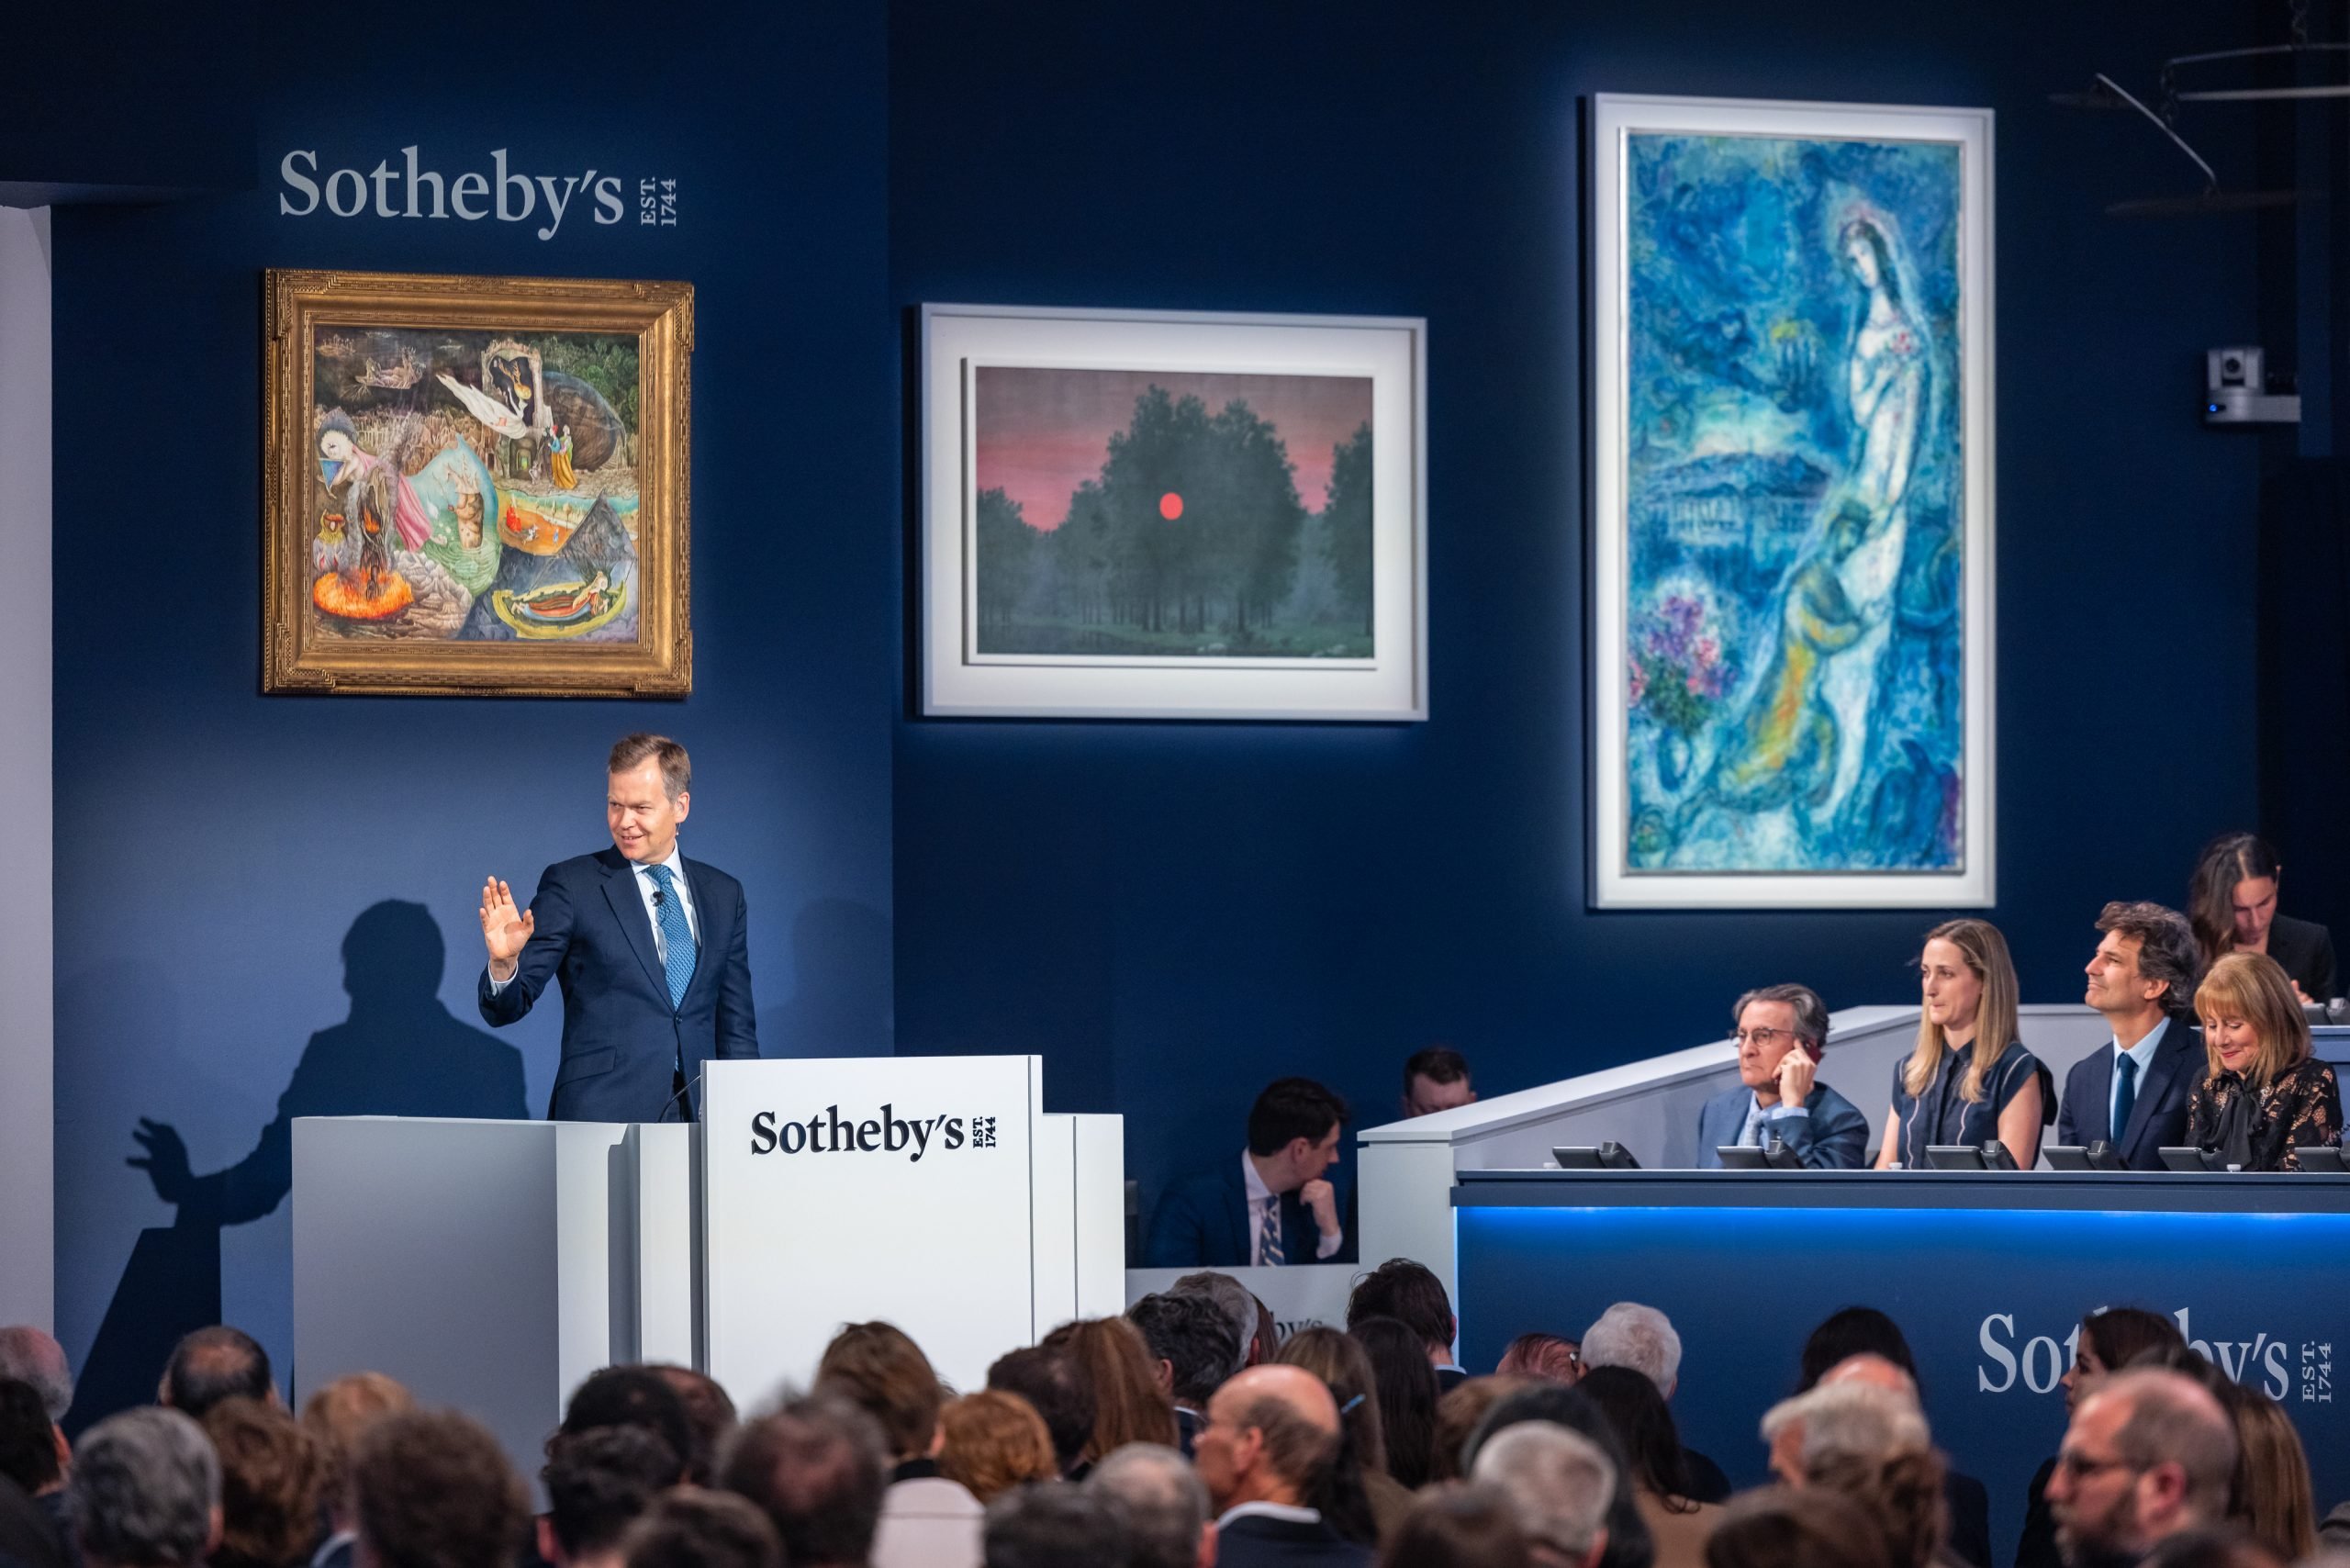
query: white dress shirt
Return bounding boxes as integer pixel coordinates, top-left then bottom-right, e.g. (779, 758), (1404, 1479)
(487, 843), (699, 993)
(1242, 1151), (1342, 1263)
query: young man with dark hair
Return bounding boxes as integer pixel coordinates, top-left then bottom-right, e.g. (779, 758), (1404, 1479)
(1401, 1048), (1476, 1118)
(985, 1349), (1095, 1478)
(1125, 1294), (1243, 1453)
(1145, 1078), (1352, 1268)
(541, 1427), (684, 1568)
(2062, 902), (2204, 1170)
(1344, 1260), (1463, 1388)
(352, 1411), (527, 1568)
(558, 1368), (694, 1484)
(620, 1493), (780, 1568)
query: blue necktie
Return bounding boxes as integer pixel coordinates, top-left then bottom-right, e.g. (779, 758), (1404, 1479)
(644, 864), (697, 1011)
(1259, 1196), (1283, 1267)
(2112, 1051), (2138, 1143)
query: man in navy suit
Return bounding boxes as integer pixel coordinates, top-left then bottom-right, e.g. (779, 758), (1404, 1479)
(2060, 902), (2202, 1170)
(1193, 1365), (1371, 1568)
(1146, 1079), (1351, 1268)
(478, 734), (757, 1122)
(1694, 984), (1869, 1169)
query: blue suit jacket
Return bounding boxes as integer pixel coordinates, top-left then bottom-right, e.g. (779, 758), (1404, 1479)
(1144, 1158), (1356, 1268)
(2056, 1018), (2199, 1170)
(1693, 1079), (1869, 1169)
(478, 847), (758, 1122)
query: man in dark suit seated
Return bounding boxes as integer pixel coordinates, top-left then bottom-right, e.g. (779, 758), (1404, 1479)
(1192, 1365), (1370, 1568)
(479, 734), (758, 1123)
(1145, 1079), (1351, 1268)
(1694, 984), (1868, 1169)
(2061, 902), (2202, 1170)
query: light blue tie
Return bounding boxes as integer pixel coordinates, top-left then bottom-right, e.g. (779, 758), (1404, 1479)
(644, 864), (697, 1011)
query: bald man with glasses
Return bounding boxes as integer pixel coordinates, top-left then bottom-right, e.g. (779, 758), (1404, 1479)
(1694, 984), (1869, 1169)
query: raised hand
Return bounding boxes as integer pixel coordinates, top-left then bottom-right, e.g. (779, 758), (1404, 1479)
(1775, 1046), (1818, 1106)
(480, 877), (535, 979)
(129, 1117), (194, 1204)
(1301, 1177), (1341, 1242)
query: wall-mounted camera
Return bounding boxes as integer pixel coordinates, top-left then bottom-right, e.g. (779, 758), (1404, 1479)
(2205, 345), (2300, 427)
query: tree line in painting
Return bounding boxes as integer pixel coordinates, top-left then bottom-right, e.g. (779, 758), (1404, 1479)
(976, 386), (1374, 657)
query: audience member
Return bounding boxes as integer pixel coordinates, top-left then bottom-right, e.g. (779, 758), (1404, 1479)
(1495, 1336), (1580, 1383)
(1790, 1327), (1990, 1568)
(299, 1372), (413, 1568)
(67, 1409), (219, 1568)
(540, 1426), (683, 1568)
(1192, 1364), (1368, 1568)
(2185, 951), (2343, 1170)
(557, 1368), (693, 1483)
(1127, 1292), (1243, 1452)
(350, 1411), (525, 1568)
(1761, 1382), (1945, 1568)
(979, 1484), (1130, 1568)
(2062, 904), (2203, 1170)
(1146, 1078), (1352, 1268)
(720, 1394), (890, 1568)
(1402, 1049), (1478, 1119)
(2046, 1370), (2237, 1568)
(198, 1397), (325, 1568)
(1278, 1327), (1410, 1539)
(984, 1349), (1094, 1479)
(1796, 1311), (1924, 1393)
(1876, 919), (2045, 1170)
(2138, 1528), (2286, 1568)
(648, 1365), (738, 1488)
(1038, 1316), (1179, 1468)
(158, 1327), (274, 1419)
(1581, 1306), (1727, 1505)
(1703, 1488), (1890, 1568)
(620, 1492), (781, 1568)
(0, 1331), (73, 1425)
(1695, 985), (1867, 1169)
(2020, 1310), (2188, 1568)
(1089, 1443), (1213, 1568)
(1348, 1318), (1440, 1490)
(1346, 1260), (1462, 1388)
(2188, 833), (2336, 1000)
(1250, 1298), (1281, 1367)
(1376, 1484), (1530, 1568)
(1169, 1273), (1261, 1377)
(1472, 1421), (1616, 1568)
(1576, 1367), (1718, 1568)
(0, 1378), (67, 1568)
(2226, 1392), (2314, 1562)
(1464, 1383), (1653, 1568)
(816, 1322), (983, 1568)
(936, 1393), (1057, 1506)
(1432, 1379), (1531, 1484)
(1761, 1381), (1929, 1490)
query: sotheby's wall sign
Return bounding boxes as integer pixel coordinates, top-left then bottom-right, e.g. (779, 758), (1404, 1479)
(278, 148), (677, 240)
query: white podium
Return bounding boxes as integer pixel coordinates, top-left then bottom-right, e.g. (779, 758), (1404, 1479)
(293, 1057), (1121, 1488)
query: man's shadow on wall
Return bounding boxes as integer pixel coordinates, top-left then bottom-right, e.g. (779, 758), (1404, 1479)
(68, 901), (526, 1432)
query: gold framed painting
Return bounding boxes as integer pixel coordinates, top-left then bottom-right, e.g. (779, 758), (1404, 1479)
(263, 269), (693, 696)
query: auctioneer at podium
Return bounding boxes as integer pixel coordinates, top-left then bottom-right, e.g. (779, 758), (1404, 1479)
(477, 733), (757, 1122)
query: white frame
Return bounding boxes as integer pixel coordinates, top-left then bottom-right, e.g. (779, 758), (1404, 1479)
(1588, 95), (1996, 909)
(921, 304), (1427, 721)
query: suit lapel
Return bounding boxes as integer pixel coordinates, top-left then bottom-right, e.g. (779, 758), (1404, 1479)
(2123, 1024), (2196, 1159)
(1223, 1161), (1253, 1265)
(602, 857), (669, 999)
(2078, 1047), (2114, 1143)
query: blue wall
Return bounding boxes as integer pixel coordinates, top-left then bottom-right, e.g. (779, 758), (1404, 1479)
(46, 2), (894, 1416)
(886, 0), (2267, 1212)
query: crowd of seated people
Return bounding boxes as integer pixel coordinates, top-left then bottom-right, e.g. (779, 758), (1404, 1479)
(7, 1264), (2349, 1568)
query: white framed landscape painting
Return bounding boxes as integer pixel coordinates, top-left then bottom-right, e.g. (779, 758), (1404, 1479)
(1588, 95), (1995, 908)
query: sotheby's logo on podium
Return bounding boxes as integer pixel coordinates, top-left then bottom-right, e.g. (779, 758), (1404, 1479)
(703, 1057), (1041, 1402)
(746, 1104), (1000, 1159)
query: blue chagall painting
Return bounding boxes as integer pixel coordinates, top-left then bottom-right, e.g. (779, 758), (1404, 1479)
(1623, 132), (1964, 876)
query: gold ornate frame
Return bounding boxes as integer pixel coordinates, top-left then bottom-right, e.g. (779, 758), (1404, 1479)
(264, 269), (693, 696)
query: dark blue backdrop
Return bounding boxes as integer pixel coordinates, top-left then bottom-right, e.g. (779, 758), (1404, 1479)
(887, 1), (2266, 1237)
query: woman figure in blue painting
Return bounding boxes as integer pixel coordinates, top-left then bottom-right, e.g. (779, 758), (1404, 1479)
(1810, 211), (1928, 835)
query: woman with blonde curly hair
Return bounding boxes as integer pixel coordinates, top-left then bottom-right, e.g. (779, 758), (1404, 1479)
(936, 1391), (1058, 1505)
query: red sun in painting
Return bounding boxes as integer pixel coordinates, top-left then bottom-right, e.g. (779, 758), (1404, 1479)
(1159, 492), (1184, 521)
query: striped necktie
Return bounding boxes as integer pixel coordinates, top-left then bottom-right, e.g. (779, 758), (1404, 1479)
(644, 863), (697, 1011)
(1259, 1196), (1283, 1266)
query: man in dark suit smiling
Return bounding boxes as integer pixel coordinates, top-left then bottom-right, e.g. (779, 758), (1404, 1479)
(2060, 902), (2201, 1170)
(478, 734), (758, 1122)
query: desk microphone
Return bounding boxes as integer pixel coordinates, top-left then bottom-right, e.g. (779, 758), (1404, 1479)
(652, 889), (666, 907)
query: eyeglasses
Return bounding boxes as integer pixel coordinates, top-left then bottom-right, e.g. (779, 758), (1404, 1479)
(2054, 1450), (2142, 1483)
(1734, 1027), (1796, 1047)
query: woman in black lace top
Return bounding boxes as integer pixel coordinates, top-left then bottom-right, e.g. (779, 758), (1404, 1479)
(2186, 950), (2342, 1170)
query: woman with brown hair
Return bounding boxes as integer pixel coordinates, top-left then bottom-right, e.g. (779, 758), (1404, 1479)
(2188, 951), (2343, 1170)
(1279, 1326), (1411, 1540)
(2017, 1308), (2190, 1568)
(2188, 833), (2336, 1001)
(2231, 1391), (2317, 1562)
(1875, 918), (2044, 1169)
(1038, 1316), (1178, 1468)
(1576, 1366), (1718, 1568)
(201, 1397), (329, 1568)
(936, 1391), (1058, 1505)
